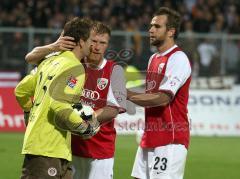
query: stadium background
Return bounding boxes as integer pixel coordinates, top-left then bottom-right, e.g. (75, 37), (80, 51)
(0, 0), (240, 178)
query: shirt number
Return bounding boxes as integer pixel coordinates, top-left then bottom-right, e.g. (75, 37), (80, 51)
(153, 156), (168, 171)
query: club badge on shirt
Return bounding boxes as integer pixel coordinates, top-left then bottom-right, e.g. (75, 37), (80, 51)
(67, 76), (78, 88)
(158, 63), (165, 74)
(97, 78), (108, 90)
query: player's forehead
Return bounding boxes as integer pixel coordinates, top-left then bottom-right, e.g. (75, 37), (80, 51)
(90, 30), (110, 42)
(151, 15), (168, 26)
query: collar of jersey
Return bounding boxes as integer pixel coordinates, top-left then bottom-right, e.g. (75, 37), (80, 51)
(156, 44), (178, 57)
(83, 57), (107, 70)
(61, 51), (80, 63)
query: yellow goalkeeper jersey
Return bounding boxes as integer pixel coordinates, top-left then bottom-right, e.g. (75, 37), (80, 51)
(15, 51), (85, 161)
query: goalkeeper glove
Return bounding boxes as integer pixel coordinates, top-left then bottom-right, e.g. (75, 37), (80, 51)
(71, 103), (100, 138)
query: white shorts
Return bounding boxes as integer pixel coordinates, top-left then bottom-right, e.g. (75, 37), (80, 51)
(131, 144), (187, 179)
(72, 156), (114, 179)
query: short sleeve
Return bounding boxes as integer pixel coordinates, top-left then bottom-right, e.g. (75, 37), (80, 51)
(159, 51), (191, 96)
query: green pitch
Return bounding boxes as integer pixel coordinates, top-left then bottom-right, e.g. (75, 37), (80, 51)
(0, 133), (240, 179)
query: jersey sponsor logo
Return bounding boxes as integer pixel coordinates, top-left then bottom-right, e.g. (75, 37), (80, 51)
(158, 63), (165, 74)
(97, 78), (108, 90)
(48, 167), (57, 176)
(146, 80), (156, 91)
(82, 89), (100, 101)
(80, 99), (96, 108)
(67, 76), (78, 88)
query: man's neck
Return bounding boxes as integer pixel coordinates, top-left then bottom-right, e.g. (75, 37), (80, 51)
(157, 39), (175, 54)
(72, 48), (84, 61)
(86, 58), (103, 69)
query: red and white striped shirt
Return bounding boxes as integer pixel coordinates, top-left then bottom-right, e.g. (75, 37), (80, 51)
(72, 59), (126, 159)
(141, 45), (191, 149)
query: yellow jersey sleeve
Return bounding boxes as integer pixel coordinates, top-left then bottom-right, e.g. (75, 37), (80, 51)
(14, 67), (38, 112)
(48, 60), (86, 130)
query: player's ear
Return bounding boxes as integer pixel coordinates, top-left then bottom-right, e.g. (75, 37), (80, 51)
(78, 39), (84, 48)
(168, 28), (175, 38)
(77, 39), (84, 48)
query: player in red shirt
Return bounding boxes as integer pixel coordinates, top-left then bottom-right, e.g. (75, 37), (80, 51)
(25, 21), (126, 179)
(128, 7), (191, 179)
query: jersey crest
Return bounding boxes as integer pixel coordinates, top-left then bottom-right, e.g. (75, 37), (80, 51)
(97, 78), (108, 90)
(158, 63), (165, 74)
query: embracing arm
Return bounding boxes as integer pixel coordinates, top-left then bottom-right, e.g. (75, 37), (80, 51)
(128, 51), (192, 108)
(25, 33), (76, 64)
(95, 106), (119, 124)
(127, 90), (171, 107)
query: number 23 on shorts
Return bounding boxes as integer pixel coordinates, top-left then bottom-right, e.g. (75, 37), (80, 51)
(150, 145), (188, 179)
(152, 155), (168, 175)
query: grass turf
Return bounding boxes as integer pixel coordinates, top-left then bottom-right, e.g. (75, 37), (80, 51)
(0, 133), (240, 179)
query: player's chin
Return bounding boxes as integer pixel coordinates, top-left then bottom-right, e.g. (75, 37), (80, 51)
(150, 38), (156, 45)
(88, 53), (102, 60)
(151, 39), (163, 46)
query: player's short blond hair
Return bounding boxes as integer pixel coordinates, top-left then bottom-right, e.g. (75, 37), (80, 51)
(92, 21), (111, 37)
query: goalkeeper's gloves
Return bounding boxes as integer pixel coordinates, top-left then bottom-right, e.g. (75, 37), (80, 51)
(72, 114), (100, 138)
(72, 103), (93, 121)
(71, 103), (100, 138)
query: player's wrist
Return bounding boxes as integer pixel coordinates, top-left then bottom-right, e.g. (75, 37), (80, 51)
(48, 43), (58, 52)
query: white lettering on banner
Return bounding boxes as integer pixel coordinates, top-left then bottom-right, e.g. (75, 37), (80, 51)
(189, 95), (240, 106)
(0, 112), (24, 127)
(116, 118), (145, 132)
(82, 89), (100, 101)
(115, 107), (145, 134)
(115, 89), (240, 136)
(190, 76), (235, 89)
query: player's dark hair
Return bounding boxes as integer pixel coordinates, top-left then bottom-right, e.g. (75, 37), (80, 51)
(154, 7), (181, 39)
(63, 17), (93, 43)
(92, 21), (111, 37)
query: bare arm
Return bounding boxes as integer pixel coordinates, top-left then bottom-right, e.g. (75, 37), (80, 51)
(25, 34), (76, 64)
(127, 90), (171, 107)
(95, 106), (119, 124)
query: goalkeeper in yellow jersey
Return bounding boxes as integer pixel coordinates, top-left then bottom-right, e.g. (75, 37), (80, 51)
(14, 17), (99, 179)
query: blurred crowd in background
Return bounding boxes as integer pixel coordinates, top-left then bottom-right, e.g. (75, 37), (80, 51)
(1, 0), (240, 33)
(0, 0), (240, 84)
